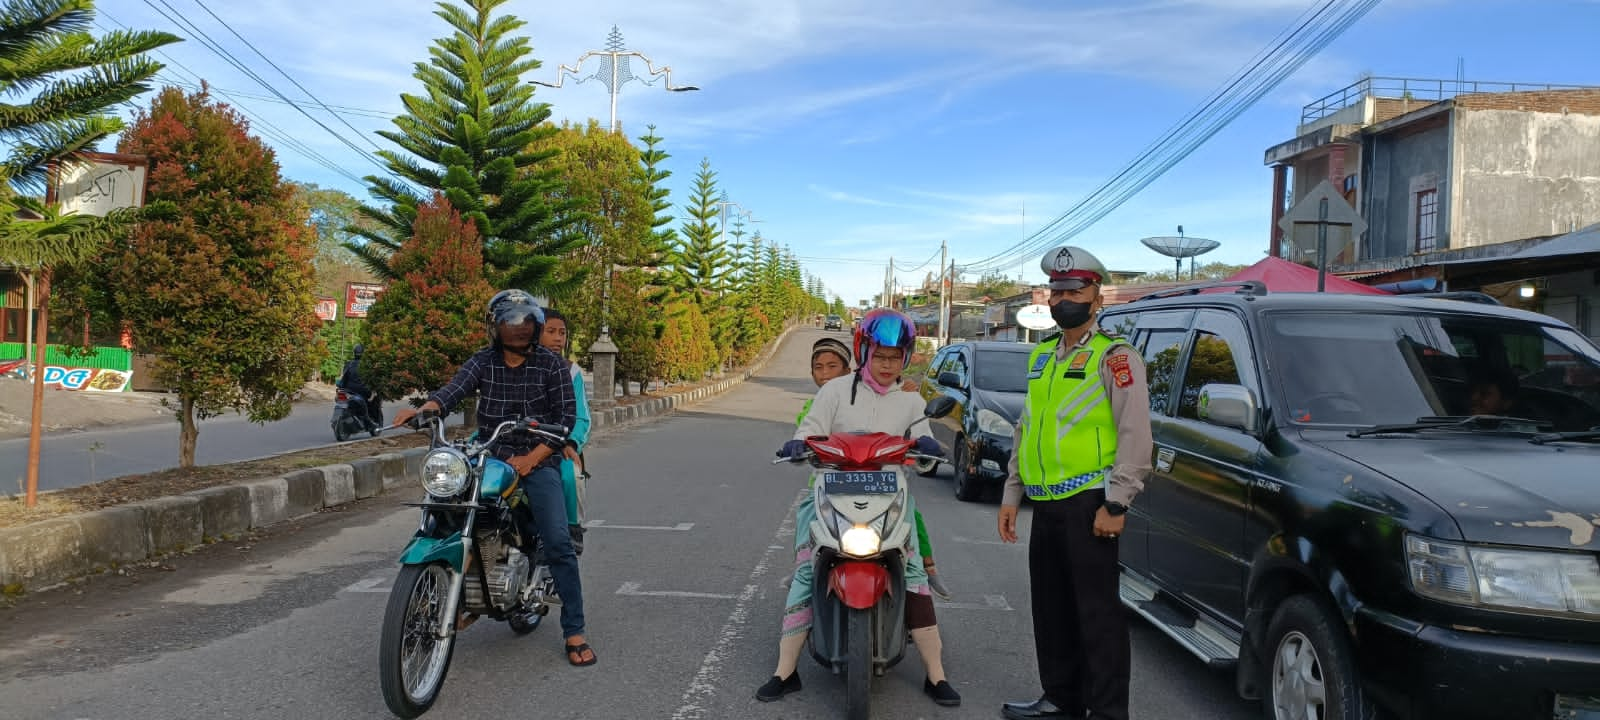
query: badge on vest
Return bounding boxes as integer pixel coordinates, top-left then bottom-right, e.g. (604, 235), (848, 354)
(1064, 350), (1093, 379)
(1027, 352), (1051, 380)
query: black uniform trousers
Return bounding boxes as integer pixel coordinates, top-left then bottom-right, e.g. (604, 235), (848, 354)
(1028, 487), (1131, 720)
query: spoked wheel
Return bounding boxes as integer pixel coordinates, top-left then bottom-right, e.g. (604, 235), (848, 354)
(845, 607), (872, 720)
(379, 563), (457, 719)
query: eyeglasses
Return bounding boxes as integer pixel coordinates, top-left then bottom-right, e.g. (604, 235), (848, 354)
(869, 353), (904, 364)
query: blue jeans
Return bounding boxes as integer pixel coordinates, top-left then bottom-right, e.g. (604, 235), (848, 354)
(520, 465), (585, 638)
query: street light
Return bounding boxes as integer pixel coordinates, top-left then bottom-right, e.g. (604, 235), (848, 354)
(529, 26), (699, 134)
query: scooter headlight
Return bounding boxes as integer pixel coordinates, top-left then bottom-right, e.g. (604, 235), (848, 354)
(840, 525), (882, 558)
(421, 448), (470, 497)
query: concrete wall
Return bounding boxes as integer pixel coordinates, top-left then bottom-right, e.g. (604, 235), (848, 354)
(1362, 118), (1450, 259)
(1453, 108), (1600, 248)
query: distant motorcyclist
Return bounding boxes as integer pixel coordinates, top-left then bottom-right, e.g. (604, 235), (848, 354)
(337, 345), (382, 427)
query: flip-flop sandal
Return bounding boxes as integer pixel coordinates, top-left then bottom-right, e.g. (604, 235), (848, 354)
(565, 642), (597, 667)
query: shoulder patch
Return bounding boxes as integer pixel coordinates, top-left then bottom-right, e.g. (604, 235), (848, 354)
(1107, 352), (1134, 388)
(1067, 350), (1093, 372)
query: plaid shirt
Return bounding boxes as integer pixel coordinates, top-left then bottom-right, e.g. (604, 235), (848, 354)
(428, 346), (577, 468)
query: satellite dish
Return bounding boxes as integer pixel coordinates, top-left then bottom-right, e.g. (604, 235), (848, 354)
(1016, 304), (1056, 331)
(1140, 227), (1220, 280)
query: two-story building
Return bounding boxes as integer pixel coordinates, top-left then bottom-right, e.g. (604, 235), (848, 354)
(1264, 77), (1600, 341)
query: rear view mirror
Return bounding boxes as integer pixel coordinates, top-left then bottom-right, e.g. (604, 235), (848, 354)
(1199, 384), (1258, 434)
(937, 371), (964, 389)
(924, 396), (957, 419)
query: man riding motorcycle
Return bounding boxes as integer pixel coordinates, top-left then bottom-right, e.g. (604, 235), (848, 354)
(337, 344), (382, 428)
(758, 308), (962, 708)
(393, 289), (596, 667)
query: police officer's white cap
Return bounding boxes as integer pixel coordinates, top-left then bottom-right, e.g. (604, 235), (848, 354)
(1040, 245), (1108, 290)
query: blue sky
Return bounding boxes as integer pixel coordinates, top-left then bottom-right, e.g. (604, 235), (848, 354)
(98, 0), (1600, 305)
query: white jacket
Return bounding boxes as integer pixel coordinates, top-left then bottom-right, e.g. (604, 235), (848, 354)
(795, 372), (932, 441)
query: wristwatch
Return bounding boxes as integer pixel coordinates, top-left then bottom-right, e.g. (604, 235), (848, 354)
(1103, 501), (1128, 517)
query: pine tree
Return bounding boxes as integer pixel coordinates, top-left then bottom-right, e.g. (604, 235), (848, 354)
(346, 0), (579, 292)
(671, 158), (728, 303)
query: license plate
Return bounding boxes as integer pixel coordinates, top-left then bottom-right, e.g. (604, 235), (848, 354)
(821, 471), (898, 494)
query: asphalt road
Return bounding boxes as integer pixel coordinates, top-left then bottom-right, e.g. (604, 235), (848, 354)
(1, 398), (460, 494)
(0, 328), (1259, 720)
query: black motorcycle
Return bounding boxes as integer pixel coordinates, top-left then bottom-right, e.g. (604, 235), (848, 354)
(333, 388), (382, 441)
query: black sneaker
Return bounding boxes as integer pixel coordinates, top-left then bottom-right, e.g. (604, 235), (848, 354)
(924, 677), (961, 707)
(755, 673), (802, 702)
(569, 524), (585, 556)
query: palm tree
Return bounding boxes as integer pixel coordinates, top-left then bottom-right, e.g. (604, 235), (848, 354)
(0, 0), (178, 505)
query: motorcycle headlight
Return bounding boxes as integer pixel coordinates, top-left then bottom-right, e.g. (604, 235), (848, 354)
(976, 408), (1015, 437)
(1406, 534), (1600, 617)
(421, 448), (470, 497)
(840, 525), (882, 558)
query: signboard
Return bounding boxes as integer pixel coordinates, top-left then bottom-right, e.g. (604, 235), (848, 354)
(344, 282), (385, 319)
(1279, 179), (1366, 265)
(41, 365), (133, 392)
(50, 151), (149, 217)
(315, 297), (338, 322)
(1016, 304), (1056, 331)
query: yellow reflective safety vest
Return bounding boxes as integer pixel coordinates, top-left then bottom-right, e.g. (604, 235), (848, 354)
(1018, 332), (1129, 501)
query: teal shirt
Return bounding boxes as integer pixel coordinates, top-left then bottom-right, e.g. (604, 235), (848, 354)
(570, 365), (592, 452)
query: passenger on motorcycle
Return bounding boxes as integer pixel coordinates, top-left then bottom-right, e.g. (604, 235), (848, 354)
(758, 309), (962, 707)
(796, 337), (953, 600)
(393, 289), (596, 667)
(537, 308), (592, 555)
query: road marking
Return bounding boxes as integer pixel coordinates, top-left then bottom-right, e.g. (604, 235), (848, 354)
(950, 534), (1018, 547)
(584, 520), (695, 531)
(936, 593), (1014, 612)
(616, 582), (736, 600)
(671, 490), (804, 720)
(342, 577), (389, 593)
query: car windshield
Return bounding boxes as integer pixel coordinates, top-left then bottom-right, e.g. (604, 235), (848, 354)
(1264, 311), (1600, 432)
(974, 349), (1032, 393)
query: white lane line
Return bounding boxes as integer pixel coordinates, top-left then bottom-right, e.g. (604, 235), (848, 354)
(949, 534), (1018, 547)
(616, 582), (737, 600)
(670, 490), (803, 720)
(584, 520), (695, 531)
(935, 593), (1014, 612)
(341, 577), (389, 593)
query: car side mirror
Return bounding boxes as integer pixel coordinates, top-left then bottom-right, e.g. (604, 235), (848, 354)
(1199, 384), (1259, 434)
(937, 371), (965, 389)
(924, 396), (957, 419)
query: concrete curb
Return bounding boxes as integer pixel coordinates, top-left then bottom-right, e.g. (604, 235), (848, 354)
(0, 323), (802, 593)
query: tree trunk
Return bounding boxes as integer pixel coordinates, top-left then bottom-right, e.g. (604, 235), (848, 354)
(24, 270), (51, 508)
(179, 394), (199, 468)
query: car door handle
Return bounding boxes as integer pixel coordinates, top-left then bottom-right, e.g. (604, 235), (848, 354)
(1155, 447), (1175, 473)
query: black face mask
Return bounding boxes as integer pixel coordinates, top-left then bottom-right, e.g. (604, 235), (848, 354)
(1050, 300), (1094, 329)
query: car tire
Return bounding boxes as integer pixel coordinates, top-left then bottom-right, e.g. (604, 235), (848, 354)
(1261, 595), (1377, 720)
(951, 439), (982, 502)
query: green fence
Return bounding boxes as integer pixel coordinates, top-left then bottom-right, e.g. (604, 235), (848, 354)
(0, 343), (132, 371)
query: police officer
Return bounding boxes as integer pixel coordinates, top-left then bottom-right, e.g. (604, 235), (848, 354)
(998, 245), (1153, 720)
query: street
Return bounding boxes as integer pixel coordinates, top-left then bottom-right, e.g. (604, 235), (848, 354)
(0, 398), (460, 494)
(0, 329), (1257, 720)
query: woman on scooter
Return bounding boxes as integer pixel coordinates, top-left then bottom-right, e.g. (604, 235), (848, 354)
(538, 308), (592, 555)
(798, 337), (952, 600)
(759, 310), (962, 708)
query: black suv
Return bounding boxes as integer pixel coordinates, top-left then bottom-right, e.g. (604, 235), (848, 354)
(915, 341), (1032, 501)
(824, 314), (843, 330)
(1097, 282), (1600, 720)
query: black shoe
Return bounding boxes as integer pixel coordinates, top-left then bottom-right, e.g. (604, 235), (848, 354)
(924, 677), (961, 707)
(755, 672), (802, 702)
(569, 524), (585, 556)
(1002, 697), (1076, 719)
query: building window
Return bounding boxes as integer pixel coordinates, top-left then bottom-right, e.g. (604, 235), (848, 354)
(1415, 188), (1439, 252)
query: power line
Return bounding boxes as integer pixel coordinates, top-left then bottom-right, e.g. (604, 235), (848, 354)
(138, 0), (399, 183)
(187, 0), (386, 150)
(958, 0), (1378, 273)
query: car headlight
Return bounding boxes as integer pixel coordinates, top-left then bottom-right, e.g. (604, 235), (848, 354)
(1406, 534), (1600, 616)
(976, 408), (1015, 436)
(421, 448), (470, 497)
(840, 526), (882, 558)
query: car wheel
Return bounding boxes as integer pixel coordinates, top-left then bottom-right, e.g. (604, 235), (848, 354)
(1261, 595), (1377, 720)
(951, 439), (981, 502)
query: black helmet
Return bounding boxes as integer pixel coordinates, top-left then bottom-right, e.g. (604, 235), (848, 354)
(351, 344), (364, 358)
(485, 289), (544, 350)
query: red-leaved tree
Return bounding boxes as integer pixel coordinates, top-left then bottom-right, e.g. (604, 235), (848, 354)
(359, 193), (496, 406)
(99, 86), (323, 466)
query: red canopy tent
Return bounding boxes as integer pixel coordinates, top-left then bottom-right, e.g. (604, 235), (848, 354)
(1206, 256), (1390, 295)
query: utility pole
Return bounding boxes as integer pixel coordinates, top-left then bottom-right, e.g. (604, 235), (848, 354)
(936, 241), (948, 347)
(883, 257), (893, 309)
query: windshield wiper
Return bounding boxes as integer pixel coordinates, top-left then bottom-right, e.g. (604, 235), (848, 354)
(1348, 415), (1550, 438)
(1529, 428), (1600, 445)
